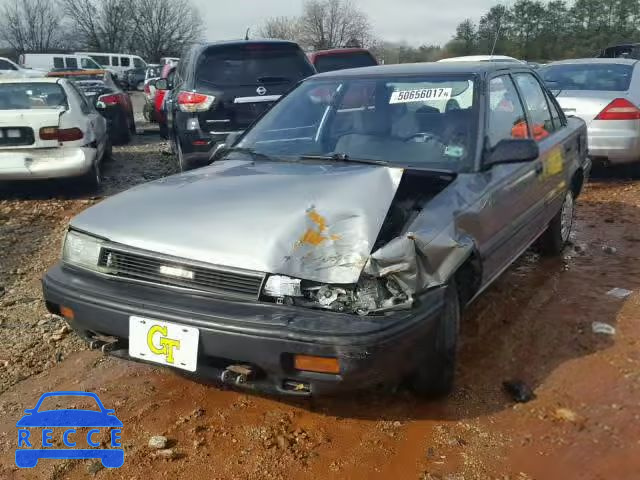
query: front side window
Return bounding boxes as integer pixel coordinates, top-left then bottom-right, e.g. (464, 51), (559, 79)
(65, 57), (78, 69)
(90, 55), (110, 66)
(487, 75), (529, 148)
(80, 58), (101, 69)
(133, 58), (144, 68)
(121, 57), (130, 67)
(53, 57), (64, 69)
(0, 59), (17, 71)
(237, 75), (478, 172)
(514, 73), (556, 140)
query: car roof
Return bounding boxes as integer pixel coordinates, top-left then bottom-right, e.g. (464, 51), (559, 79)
(311, 48), (371, 57)
(196, 39), (302, 51)
(547, 58), (639, 66)
(311, 61), (528, 79)
(438, 55), (522, 63)
(0, 77), (59, 84)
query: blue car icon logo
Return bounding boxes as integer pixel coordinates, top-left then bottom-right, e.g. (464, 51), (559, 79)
(15, 391), (123, 469)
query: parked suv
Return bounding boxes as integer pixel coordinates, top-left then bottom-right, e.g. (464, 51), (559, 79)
(165, 40), (315, 171)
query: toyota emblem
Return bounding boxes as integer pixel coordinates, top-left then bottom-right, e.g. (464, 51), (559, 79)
(256, 86), (267, 96)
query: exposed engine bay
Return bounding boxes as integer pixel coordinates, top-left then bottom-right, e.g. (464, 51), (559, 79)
(262, 170), (455, 315)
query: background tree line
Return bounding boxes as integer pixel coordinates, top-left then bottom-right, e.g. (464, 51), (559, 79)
(448, 0), (640, 61)
(0, 0), (204, 62)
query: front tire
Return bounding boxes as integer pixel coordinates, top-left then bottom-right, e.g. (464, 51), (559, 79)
(411, 280), (460, 398)
(538, 190), (575, 256)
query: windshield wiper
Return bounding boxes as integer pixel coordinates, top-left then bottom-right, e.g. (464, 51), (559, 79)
(226, 147), (277, 162)
(299, 153), (389, 166)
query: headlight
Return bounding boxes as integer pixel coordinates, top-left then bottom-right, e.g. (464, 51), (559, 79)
(262, 274), (411, 315)
(263, 275), (303, 297)
(62, 230), (106, 272)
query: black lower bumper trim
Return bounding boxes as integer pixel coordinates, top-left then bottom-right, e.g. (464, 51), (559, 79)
(43, 264), (444, 396)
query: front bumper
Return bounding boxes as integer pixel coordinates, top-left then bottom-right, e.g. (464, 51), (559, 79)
(42, 264), (445, 396)
(0, 147), (95, 180)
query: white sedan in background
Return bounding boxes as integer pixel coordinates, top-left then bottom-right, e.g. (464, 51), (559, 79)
(0, 77), (109, 190)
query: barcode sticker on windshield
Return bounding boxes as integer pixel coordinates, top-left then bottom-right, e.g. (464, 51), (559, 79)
(390, 88), (452, 104)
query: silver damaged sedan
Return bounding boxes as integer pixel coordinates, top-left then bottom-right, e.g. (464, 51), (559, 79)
(43, 62), (590, 397)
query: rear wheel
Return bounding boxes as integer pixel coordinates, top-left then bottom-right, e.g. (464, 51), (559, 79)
(410, 280), (460, 398)
(177, 138), (187, 171)
(538, 190), (575, 256)
(115, 112), (131, 145)
(80, 159), (102, 192)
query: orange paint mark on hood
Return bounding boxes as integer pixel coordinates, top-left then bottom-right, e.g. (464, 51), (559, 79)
(297, 209), (341, 247)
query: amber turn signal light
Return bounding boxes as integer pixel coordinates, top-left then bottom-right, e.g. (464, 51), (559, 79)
(293, 355), (340, 374)
(59, 306), (75, 320)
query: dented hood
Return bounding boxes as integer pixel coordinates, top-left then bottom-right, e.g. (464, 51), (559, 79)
(72, 159), (404, 284)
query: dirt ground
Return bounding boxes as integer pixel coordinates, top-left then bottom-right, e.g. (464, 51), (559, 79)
(1, 95), (639, 479)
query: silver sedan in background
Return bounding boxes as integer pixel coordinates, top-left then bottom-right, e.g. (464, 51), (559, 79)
(541, 58), (640, 166)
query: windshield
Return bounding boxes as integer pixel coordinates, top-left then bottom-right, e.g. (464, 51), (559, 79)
(236, 75), (477, 171)
(0, 83), (67, 109)
(196, 43), (315, 88)
(541, 63), (633, 91)
(315, 52), (377, 73)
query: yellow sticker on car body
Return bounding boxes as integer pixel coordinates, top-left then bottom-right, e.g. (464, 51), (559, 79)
(544, 148), (564, 177)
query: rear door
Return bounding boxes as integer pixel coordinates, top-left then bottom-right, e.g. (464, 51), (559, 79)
(193, 43), (315, 133)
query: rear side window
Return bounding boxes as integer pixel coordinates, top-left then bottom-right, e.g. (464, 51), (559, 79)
(0, 83), (67, 110)
(195, 43), (314, 88)
(314, 52), (377, 73)
(53, 57), (64, 69)
(112, 56), (119, 67)
(541, 63), (633, 91)
(66, 57), (78, 69)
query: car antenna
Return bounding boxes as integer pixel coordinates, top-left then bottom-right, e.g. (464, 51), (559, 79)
(490, 5), (503, 59)
(245, 28), (250, 41)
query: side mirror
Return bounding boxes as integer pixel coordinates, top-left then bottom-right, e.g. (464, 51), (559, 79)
(209, 132), (242, 162)
(484, 138), (539, 169)
(156, 79), (169, 90)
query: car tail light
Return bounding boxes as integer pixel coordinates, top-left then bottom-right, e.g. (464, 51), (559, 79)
(39, 127), (84, 142)
(177, 91), (215, 112)
(98, 94), (122, 106)
(595, 98), (640, 121)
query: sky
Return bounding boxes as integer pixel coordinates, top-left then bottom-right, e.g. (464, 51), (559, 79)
(194, 0), (501, 47)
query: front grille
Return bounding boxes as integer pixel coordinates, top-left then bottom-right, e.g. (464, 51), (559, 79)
(98, 247), (265, 298)
(0, 127), (34, 147)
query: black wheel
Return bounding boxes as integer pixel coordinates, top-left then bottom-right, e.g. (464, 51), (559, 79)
(411, 280), (460, 398)
(80, 160), (102, 192)
(115, 113), (131, 145)
(176, 138), (189, 172)
(538, 190), (575, 256)
(129, 116), (136, 134)
(103, 138), (113, 162)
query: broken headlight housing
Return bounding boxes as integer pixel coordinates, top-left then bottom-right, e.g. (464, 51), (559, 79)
(262, 275), (411, 315)
(62, 230), (108, 273)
